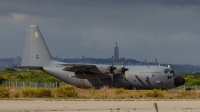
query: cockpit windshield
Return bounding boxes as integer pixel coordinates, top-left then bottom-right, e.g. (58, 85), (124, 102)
(164, 69), (177, 78)
(170, 70), (177, 77)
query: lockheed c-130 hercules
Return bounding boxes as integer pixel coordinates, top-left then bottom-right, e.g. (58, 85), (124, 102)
(14, 25), (185, 89)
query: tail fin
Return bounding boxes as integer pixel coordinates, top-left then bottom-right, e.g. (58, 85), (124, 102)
(21, 25), (52, 66)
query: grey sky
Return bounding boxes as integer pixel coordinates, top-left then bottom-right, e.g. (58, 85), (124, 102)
(0, 0), (200, 65)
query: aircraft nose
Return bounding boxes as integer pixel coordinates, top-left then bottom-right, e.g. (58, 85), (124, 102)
(174, 76), (185, 87)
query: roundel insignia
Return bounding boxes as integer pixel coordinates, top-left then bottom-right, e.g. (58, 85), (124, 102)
(35, 32), (38, 38)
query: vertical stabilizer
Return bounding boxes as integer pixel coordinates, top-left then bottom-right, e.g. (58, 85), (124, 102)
(21, 25), (52, 66)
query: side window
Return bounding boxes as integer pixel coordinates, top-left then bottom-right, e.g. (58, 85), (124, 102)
(152, 74), (155, 77)
(167, 75), (172, 79)
(165, 69), (170, 74)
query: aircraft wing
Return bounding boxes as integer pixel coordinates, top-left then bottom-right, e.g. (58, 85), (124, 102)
(61, 64), (108, 74)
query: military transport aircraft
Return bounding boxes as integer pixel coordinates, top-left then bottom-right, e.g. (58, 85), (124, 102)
(14, 25), (185, 89)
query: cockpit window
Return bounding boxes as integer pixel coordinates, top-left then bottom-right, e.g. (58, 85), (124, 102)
(164, 69), (177, 77)
(171, 70), (177, 77)
(164, 69), (170, 74)
(168, 75), (172, 79)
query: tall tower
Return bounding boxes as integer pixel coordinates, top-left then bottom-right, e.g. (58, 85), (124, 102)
(114, 42), (119, 60)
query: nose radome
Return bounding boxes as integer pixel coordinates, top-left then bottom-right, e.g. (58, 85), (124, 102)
(174, 76), (185, 87)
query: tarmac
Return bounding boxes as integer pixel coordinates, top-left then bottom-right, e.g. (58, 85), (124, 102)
(0, 100), (200, 112)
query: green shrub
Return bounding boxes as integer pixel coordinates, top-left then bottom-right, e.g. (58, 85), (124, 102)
(22, 88), (35, 97)
(34, 88), (52, 98)
(14, 92), (20, 98)
(114, 88), (126, 95)
(22, 88), (52, 98)
(133, 91), (145, 98)
(145, 89), (164, 98)
(180, 90), (191, 97)
(0, 85), (10, 98)
(55, 85), (77, 97)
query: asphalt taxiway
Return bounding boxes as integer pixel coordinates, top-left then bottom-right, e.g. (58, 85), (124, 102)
(0, 100), (200, 112)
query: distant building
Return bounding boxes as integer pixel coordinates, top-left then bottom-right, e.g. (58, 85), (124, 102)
(114, 42), (119, 60)
(82, 55), (85, 59)
(53, 55), (63, 62)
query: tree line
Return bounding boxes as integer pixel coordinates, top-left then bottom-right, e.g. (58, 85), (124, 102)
(0, 68), (62, 83)
(178, 72), (200, 86)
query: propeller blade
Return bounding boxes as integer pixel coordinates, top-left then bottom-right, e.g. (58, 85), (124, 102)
(121, 57), (129, 80)
(111, 73), (113, 81)
(109, 55), (116, 81)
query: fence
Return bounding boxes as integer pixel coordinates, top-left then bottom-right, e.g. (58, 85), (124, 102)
(174, 85), (200, 90)
(2, 81), (200, 90)
(2, 81), (66, 88)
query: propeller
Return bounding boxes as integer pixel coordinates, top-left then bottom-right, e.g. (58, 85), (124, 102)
(121, 57), (128, 80)
(108, 56), (128, 81)
(109, 56), (116, 81)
